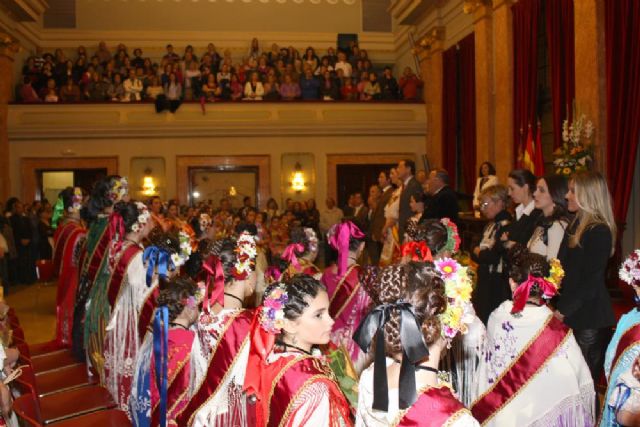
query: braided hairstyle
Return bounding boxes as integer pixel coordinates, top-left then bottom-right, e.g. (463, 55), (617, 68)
(184, 238), (217, 280)
(375, 262), (446, 356)
(148, 227), (180, 254)
(406, 219), (448, 255)
(264, 274), (327, 325)
(157, 276), (198, 322)
(113, 201), (141, 234)
(508, 246), (550, 299)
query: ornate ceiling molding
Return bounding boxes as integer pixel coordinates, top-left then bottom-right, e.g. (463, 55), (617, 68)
(412, 26), (444, 58)
(94, 0), (357, 4)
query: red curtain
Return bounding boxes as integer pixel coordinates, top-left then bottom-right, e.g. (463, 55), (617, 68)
(442, 46), (458, 189)
(545, 0), (575, 149)
(459, 33), (477, 195)
(606, 0), (640, 224)
(512, 0), (541, 166)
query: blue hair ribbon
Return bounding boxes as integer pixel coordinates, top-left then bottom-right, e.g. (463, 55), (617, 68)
(144, 246), (172, 287)
(153, 306), (169, 427)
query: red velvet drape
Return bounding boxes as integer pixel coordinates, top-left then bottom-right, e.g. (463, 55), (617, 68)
(459, 33), (477, 195)
(545, 0), (575, 149)
(606, 0), (640, 224)
(512, 0), (541, 166)
(442, 46), (458, 189)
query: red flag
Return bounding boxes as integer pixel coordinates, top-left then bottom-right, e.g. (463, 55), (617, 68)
(523, 124), (535, 174)
(516, 127), (525, 168)
(534, 121), (545, 175)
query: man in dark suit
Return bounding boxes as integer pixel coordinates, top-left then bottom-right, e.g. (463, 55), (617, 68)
(369, 170), (394, 264)
(397, 159), (423, 243)
(351, 192), (369, 232)
(422, 168), (459, 223)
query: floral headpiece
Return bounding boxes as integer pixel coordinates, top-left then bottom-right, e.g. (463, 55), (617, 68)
(619, 250), (640, 288)
(259, 283), (288, 334)
(231, 232), (257, 280)
(511, 258), (564, 314)
(131, 202), (151, 234)
(440, 218), (461, 255)
(69, 187), (83, 213)
(434, 258), (474, 341)
(183, 281), (207, 308)
(199, 213), (212, 232)
(171, 230), (193, 269)
(304, 228), (319, 256)
(108, 177), (129, 203)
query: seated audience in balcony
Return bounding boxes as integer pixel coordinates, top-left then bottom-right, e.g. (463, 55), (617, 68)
(399, 66), (423, 100)
(39, 78), (58, 101)
(362, 72), (381, 101)
(108, 73), (125, 101)
(299, 68), (320, 100)
(230, 73), (244, 101)
(248, 37), (261, 59)
(257, 56), (271, 80)
(145, 75), (164, 100)
(303, 47), (320, 72)
(131, 48), (145, 69)
(380, 66), (399, 100)
(80, 65), (93, 91)
(341, 76), (358, 101)
(322, 46), (338, 67)
(22, 57), (40, 85)
(96, 41), (111, 65)
(164, 72), (183, 111)
(59, 79), (82, 102)
(314, 56), (334, 76)
(114, 49), (127, 71)
(348, 44), (361, 68)
(85, 72), (109, 101)
(163, 44), (180, 64)
(202, 74), (221, 101)
(205, 43), (222, 73)
(320, 70), (340, 101)
(244, 71), (264, 100)
(267, 43), (281, 65)
(217, 63), (231, 86)
(263, 74), (281, 101)
(335, 51), (353, 78)
(183, 61), (201, 101)
(123, 68), (144, 102)
(72, 57), (86, 83)
(19, 77), (41, 103)
(357, 71), (369, 99)
(55, 60), (74, 87)
(279, 74), (300, 100)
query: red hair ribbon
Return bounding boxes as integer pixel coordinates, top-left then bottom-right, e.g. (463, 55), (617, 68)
(329, 221), (365, 276)
(281, 243), (305, 270)
(201, 255), (225, 310)
(265, 266), (282, 283)
(511, 275), (559, 314)
(401, 241), (433, 262)
(108, 211), (126, 254)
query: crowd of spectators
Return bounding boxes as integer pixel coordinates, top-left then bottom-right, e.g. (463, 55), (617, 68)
(16, 38), (424, 110)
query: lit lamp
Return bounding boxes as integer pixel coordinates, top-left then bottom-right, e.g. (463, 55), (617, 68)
(142, 168), (157, 196)
(290, 162), (306, 193)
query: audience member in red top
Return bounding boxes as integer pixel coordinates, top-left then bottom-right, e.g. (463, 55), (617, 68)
(399, 66), (424, 100)
(19, 77), (41, 103)
(341, 76), (359, 101)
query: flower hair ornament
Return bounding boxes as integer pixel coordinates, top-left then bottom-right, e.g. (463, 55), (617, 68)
(434, 258), (475, 341)
(352, 265), (430, 412)
(199, 213), (212, 233)
(131, 202), (151, 234)
(400, 241), (433, 262)
(108, 176), (129, 203)
(620, 250), (640, 288)
(69, 187), (83, 213)
(259, 283), (289, 334)
(440, 218), (461, 255)
(304, 227), (319, 256)
(231, 232), (257, 280)
(171, 230), (193, 269)
(511, 258), (564, 315)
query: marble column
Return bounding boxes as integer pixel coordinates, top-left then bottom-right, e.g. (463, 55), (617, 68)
(492, 0), (514, 183)
(470, 2), (495, 172)
(573, 0), (607, 172)
(0, 35), (20, 203)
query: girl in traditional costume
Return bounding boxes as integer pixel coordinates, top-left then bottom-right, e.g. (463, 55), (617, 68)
(322, 220), (370, 372)
(280, 227), (321, 279)
(133, 276), (202, 427)
(244, 274), (353, 427)
(354, 262), (478, 426)
(380, 168), (402, 266)
(72, 175), (128, 360)
(101, 201), (154, 412)
(51, 187), (86, 348)
(129, 229), (194, 426)
(178, 233), (258, 427)
(472, 248), (595, 426)
(601, 249), (640, 427)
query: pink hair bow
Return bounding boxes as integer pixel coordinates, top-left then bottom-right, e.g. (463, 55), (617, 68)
(511, 275), (559, 314)
(281, 243), (305, 270)
(329, 221), (364, 276)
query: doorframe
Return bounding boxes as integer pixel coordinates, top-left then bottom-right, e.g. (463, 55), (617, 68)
(21, 157), (119, 202)
(326, 153), (416, 202)
(176, 155), (270, 207)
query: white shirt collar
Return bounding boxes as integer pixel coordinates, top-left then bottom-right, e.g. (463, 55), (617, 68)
(382, 185), (392, 192)
(403, 175), (413, 186)
(516, 199), (535, 220)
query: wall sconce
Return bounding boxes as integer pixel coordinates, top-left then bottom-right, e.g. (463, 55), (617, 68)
(289, 162), (307, 193)
(229, 186), (237, 197)
(142, 168), (157, 196)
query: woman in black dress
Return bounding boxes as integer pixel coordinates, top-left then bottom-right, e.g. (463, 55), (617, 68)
(555, 171), (616, 383)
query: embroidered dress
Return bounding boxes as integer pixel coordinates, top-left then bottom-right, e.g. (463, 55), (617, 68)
(181, 308), (254, 427)
(601, 308), (640, 426)
(103, 245), (156, 415)
(52, 219), (86, 346)
(355, 358), (478, 427)
(322, 264), (371, 373)
(474, 301), (595, 426)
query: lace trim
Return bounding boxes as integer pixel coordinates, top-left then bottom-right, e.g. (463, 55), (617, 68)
(529, 383), (595, 427)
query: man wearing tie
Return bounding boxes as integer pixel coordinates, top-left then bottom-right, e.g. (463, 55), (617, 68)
(397, 159), (423, 243)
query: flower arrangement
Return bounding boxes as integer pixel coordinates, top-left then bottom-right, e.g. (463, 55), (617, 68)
(231, 232), (257, 280)
(170, 230), (192, 268)
(553, 114), (594, 177)
(108, 177), (129, 203)
(130, 202), (151, 234)
(546, 258), (565, 292)
(619, 250), (640, 287)
(441, 218), (461, 255)
(435, 258), (474, 341)
(260, 284), (288, 334)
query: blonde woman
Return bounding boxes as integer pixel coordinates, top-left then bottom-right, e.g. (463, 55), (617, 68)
(555, 171), (617, 384)
(379, 168), (402, 266)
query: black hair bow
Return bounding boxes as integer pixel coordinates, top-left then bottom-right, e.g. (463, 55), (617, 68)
(352, 301), (429, 412)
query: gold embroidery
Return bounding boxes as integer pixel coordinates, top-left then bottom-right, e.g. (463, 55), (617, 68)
(277, 375), (327, 427)
(266, 355), (311, 424)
